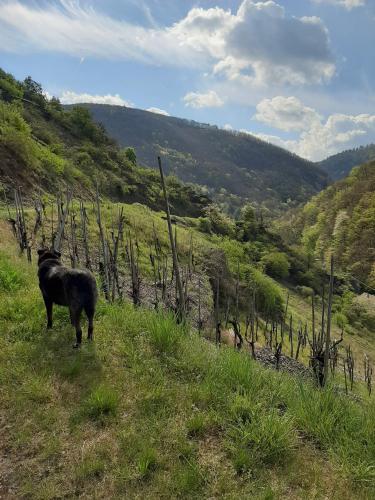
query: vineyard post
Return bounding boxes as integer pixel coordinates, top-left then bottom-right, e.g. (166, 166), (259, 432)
(158, 156), (185, 321)
(323, 255), (334, 386)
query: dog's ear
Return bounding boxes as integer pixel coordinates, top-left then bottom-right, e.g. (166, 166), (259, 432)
(37, 249), (46, 256)
(54, 250), (61, 258)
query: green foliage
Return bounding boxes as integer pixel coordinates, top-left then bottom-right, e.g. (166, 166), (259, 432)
(0, 68), (210, 218)
(201, 204), (235, 237)
(229, 410), (295, 472)
(0, 253), (26, 292)
(246, 267), (284, 320)
(287, 160), (375, 287)
(262, 251), (290, 279)
(81, 385), (119, 423)
(124, 147), (137, 165)
(236, 203), (259, 241)
(0, 70), (23, 102)
(136, 447), (158, 479)
(146, 312), (185, 356)
(319, 144), (375, 181)
(186, 413), (211, 438)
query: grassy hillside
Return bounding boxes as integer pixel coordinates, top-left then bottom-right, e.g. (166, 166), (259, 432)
(277, 160), (375, 289)
(1, 67), (375, 499)
(81, 103), (328, 215)
(319, 144), (375, 181)
(1, 221), (375, 499)
(0, 69), (210, 218)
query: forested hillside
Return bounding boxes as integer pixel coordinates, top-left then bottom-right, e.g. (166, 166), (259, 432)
(81, 103), (328, 214)
(0, 69), (210, 217)
(318, 144), (375, 181)
(278, 160), (375, 288)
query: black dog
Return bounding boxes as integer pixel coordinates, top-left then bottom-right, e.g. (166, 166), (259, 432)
(37, 249), (98, 348)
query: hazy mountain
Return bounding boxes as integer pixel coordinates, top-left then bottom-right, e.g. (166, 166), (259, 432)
(318, 144), (375, 181)
(81, 104), (328, 215)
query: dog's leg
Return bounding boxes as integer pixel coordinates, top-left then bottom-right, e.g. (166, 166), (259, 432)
(44, 297), (53, 329)
(85, 306), (95, 341)
(72, 308), (83, 349)
(69, 308), (74, 326)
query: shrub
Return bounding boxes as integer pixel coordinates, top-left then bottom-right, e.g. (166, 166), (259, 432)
(203, 204), (235, 237)
(124, 147), (137, 165)
(296, 285), (314, 298)
(262, 251), (290, 279)
(246, 267), (284, 320)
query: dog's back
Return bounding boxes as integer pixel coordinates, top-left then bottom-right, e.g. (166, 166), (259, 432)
(39, 261), (97, 309)
(38, 249), (98, 347)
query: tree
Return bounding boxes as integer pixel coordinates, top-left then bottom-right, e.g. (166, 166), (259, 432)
(262, 252), (290, 280)
(236, 203), (258, 241)
(23, 76), (46, 108)
(124, 147), (137, 165)
(202, 204), (235, 237)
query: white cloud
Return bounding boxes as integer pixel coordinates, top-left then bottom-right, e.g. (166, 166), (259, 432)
(183, 90), (224, 109)
(0, 0), (335, 87)
(223, 123), (233, 131)
(59, 91), (132, 107)
(252, 96), (375, 160)
(214, 1), (335, 85)
(0, 0), (204, 67)
(312, 0), (365, 10)
(146, 107), (170, 116)
(255, 96), (321, 132)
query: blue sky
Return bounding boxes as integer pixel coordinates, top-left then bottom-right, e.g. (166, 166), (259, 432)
(0, 0), (374, 160)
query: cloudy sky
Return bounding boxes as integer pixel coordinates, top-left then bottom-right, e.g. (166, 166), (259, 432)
(1, 0), (374, 161)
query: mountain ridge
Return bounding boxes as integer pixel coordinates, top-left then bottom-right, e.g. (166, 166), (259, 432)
(318, 144), (375, 180)
(77, 103), (329, 215)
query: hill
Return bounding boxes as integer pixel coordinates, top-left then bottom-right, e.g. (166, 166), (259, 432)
(277, 159), (375, 288)
(318, 144), (375, 181)
(0, 69), (210, 218)
(80, 103), (328, 215)
(1, 68), (375, 498)
(0, 220), (374, 498)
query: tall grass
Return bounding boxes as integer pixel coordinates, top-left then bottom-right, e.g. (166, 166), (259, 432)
(0, 239), (374, 497)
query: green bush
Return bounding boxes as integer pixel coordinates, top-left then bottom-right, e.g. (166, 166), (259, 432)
(203, 204), (235, 237)
(295, 285), (314, 298)
(262, 251), (290, 279)
(246, 267), (284, 320)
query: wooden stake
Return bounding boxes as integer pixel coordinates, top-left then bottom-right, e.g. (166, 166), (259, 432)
(323, 255), (334, 386)
(158, 157), (185, 320)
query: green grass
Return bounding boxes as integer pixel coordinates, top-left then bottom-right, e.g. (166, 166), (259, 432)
(0, 223), (374, 498)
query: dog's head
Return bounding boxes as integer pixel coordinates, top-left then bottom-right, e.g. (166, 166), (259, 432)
(37, 248), (62, 266)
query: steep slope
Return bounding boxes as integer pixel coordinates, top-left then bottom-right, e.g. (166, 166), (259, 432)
(81, 104), (328, 214)
(0, 221), (374, 498)
(318, 144), (375, 181)
(0, 69), (210, 217)
(278, 160), (375, 288)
